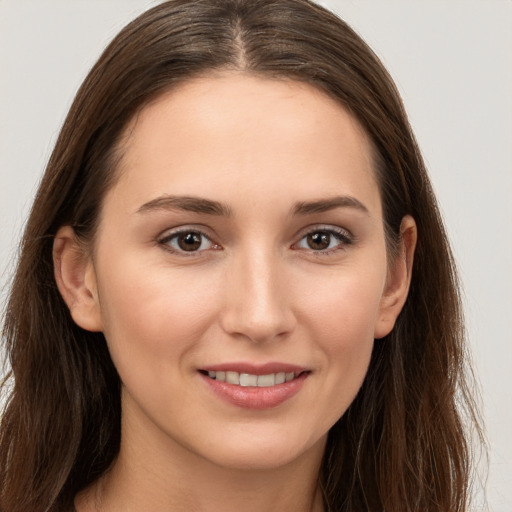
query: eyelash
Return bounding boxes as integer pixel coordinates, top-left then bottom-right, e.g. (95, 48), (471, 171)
(293, 226), (354, 256)
(158, 228), (219, 256)
(157, 225), (354, 256)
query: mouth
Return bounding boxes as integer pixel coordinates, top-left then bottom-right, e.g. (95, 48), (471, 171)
(198, 364), (310, 409)
(199, 370), (307, 387)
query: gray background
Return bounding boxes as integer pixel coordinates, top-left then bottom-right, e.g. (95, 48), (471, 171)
(1, 1), (510, 509)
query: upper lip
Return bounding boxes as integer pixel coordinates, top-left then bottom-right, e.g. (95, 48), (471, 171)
(200, 362), (308, 375)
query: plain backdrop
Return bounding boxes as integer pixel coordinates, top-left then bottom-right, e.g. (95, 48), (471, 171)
(1, 1), (511, 510)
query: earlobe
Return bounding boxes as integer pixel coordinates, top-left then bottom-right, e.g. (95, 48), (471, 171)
(374, 215), (417, 339)
(53, 226), (103, 332)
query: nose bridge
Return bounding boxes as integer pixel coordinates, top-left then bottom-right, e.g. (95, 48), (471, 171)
(221, 243), (295, 343)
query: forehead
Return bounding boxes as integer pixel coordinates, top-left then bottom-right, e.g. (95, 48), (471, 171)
(109, 72), (381, 218)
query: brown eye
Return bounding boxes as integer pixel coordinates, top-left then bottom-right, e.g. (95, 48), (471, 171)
(306, 232), (331, 250)
(294, 227), (352, 254)
(161, 230), (216, 254)
(177, 232), (202, 251)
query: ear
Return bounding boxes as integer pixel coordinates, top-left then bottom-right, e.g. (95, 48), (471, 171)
(53, 226), (103, 332)
(374, 215), (417, 339)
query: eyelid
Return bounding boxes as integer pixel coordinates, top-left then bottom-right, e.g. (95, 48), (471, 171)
(292, 224), (355, 253)
(157, 226), (221, 255)
(156, 223), (354, 256)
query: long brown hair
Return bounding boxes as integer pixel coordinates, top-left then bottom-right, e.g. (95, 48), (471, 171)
(0, 1), (483, 510)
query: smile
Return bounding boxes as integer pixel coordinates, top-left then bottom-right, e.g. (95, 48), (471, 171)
(199, 365), (310, 409)
(205, 370), (300, 387)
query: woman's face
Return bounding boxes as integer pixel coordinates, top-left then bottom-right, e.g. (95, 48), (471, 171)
(73, 74), (408, 471)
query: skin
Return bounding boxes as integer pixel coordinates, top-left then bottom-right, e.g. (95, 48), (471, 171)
(54, 73), (416, 511)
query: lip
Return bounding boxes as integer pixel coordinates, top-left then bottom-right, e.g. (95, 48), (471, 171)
(198, 362), (310, 410)
(201, 362), (307, 375)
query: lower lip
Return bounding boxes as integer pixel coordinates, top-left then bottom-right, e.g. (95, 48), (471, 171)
(199, 372), (309, 410)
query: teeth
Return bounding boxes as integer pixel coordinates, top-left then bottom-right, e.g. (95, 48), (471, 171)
(225, 371), (240, 385)
(257, 374), (275, 387)
(239, 373), (258, 386)
(206, 370), (301, 387)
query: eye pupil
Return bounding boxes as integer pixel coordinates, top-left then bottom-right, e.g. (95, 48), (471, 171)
(307, 232), (330, 250)
(178, 232), (202, 251)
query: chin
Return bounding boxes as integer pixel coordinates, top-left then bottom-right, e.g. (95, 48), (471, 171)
(197, 431), (326, 472)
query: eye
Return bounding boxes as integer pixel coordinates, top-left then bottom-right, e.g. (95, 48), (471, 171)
(159, 229), (219, 254)
(294, 227), (353, 253)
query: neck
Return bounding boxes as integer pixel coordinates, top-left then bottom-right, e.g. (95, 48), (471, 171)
(77, 449), (326, 512)
(75, 403), (326, 512)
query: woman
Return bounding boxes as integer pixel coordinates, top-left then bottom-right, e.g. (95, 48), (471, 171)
(0, 1), (482, 511)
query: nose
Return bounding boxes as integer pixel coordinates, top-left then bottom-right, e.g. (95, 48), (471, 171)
(219, 247), (296, 344)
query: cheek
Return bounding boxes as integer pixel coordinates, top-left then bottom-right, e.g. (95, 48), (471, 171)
(313, 281), (379, 373)
(299, 261), (385, 345)
(295, 262), (385, 413)
(95, 253), (222, 370)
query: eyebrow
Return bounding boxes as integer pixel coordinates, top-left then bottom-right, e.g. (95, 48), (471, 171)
(136, 194), (369, 217)
(136, 195), (233, 216)
(292, 196), (370, 216)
